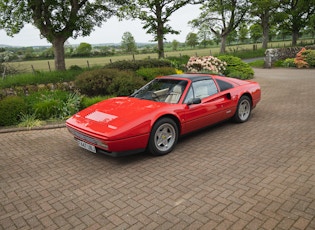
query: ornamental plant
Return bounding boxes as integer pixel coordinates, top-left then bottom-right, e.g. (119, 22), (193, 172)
(294, 48), (309, 68)
(186, 56), (227, 74)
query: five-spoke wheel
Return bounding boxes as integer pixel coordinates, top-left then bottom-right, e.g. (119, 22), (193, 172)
(148, 118), (178, 156)
(234, 95), (252, 123)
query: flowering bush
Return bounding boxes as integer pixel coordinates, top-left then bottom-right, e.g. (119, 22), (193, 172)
(186, 56), (227, 74)
(294, 48), (309, 68)
(0, 51), (16, 63)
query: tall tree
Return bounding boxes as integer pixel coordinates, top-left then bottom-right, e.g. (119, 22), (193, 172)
(121, 32), (137, 53)
(249, 23), (263, 43)
(190, 0), (250, 53)
(172, 40), (179, 51)
(76, 42), (92, 56)
(0, 0), (127, 70)
(277, 0), (315, 45)
(249, 0), (279, 49)
(238, 22), (249, 43)
(197, 24), (212, 48)
(186, 32), (198, 48)
(120, 0), (194, 59)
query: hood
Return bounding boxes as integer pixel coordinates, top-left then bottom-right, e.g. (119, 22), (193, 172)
(66, 97), (167, 138)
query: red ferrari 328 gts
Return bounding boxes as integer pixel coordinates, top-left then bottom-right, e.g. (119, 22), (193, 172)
(66, 74), (261, 156)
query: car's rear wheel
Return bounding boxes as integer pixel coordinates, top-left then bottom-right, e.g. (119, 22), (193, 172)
(234, 95), (252, 123)
(148, 118), (178, 156)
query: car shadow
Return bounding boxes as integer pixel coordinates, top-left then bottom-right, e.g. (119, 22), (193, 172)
(91, 119), (237, 166)
(179, 120), (232, 142)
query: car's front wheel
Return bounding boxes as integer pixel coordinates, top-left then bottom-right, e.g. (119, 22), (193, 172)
(233, 95), (252, 123)
(148, 118), (178, 156)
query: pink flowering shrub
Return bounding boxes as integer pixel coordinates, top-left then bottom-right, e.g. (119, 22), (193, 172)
(186, 56), (227, 74)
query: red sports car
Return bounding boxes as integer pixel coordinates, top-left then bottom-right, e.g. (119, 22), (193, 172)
(66, 73), (261, 156)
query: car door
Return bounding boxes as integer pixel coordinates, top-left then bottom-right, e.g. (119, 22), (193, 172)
(181, 79), (234, 134)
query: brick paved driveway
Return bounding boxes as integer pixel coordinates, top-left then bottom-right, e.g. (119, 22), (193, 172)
(1, 68), (315, 230)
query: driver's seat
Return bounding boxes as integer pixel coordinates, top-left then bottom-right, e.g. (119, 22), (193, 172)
(165, 85), (182, 103)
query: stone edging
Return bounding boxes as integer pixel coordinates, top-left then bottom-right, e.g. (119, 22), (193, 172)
(0, 122), (66, 134)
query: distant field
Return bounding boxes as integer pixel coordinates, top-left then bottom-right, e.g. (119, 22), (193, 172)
(9, 39), (313, 72)
(11, 48), (222, 72)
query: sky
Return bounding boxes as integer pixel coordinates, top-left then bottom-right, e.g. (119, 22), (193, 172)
(0, 4), (201, 47)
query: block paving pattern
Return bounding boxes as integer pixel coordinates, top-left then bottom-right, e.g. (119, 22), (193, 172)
(1, 68), (315, 229)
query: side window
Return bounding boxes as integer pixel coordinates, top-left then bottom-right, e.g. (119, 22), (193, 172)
(193, 79), (218, 99)
(184, 79), (218, 103)
(216, 79), (234, 91)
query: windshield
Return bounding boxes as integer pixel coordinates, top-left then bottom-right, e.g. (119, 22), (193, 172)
(131, 78), (188, 104)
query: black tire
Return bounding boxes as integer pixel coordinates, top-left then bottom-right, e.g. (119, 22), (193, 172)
(148, 118), (178, 156)
(233, 95), (252, 123)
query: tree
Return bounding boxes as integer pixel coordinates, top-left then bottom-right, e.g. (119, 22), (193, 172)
(120, 0), (194, 59)
(172, 40), (179, 51)
(249, 23), (262, 43)
(238, 23), (248, 43)
(190, 0), (250, 53)
(186, 32), (198, 48)
(121, 32), (137, 53)
(0, 0), (128, 70)
(197, 25), (212, 48)
(277, 0), (315, 45)
(227, 30), (238, 45)
(76, 42), (92, 56)
(306, 14), (315, 38)
(249, 0), (279, 49)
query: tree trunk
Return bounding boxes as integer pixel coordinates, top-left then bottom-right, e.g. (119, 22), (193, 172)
(157, 22), (165, 59)
(261, 12), (269, 49)
(220, 35), (227, 53)
(53, 37), (66, 70)
(292, 30), (299, 46)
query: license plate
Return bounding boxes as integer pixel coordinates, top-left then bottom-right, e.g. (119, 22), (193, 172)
(77, 140), (96, 153)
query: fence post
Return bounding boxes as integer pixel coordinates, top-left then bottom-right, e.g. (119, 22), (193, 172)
(87, 60), (90, 69)
(132, 54), (135, 61)
(48, 61), (51, 72)
(31, 65), (35, 74)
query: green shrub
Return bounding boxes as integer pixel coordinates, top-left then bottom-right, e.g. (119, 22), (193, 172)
(75, 68), (115, 96)
(81, 95), (113, 109)
(0, 69), (83, 89)
(108, 73), (146, 96)
(166, 55), (190, 70)
(33, 100), (60, 120)
(136, 67), (177, 81)
(0, 96), (28, 126)
(68, 65), (83, 71)
(26, 90), (82, 120)
(18, 112), (45, 129)
(60, 92), (83, 119)
(282, 58), (296, 68)
(75, 68), (145, 97)
(104, 59), (172, 71)
(217, 55), (254, 79)
(273, 60), (284, 67)
(304, 50), (315, 67)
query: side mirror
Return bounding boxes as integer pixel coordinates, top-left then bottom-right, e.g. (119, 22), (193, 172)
(187, 98), (201, 105)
